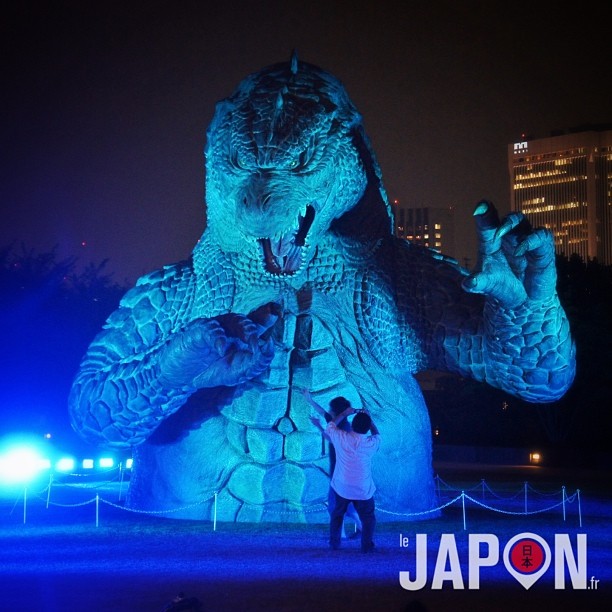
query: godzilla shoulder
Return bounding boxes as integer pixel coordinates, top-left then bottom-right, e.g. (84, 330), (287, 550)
(380, 236), (467, 277)
(114, 259), (196, 313)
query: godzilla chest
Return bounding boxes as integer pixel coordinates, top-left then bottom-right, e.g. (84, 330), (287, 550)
(218, 304), (363, 456)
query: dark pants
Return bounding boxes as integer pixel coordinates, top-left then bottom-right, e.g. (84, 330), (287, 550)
(329, 488), (376, 552)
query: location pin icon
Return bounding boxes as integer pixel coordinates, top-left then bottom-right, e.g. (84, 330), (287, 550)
(503, 532), (551, 589)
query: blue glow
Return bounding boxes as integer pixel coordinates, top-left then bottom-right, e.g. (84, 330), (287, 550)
(0, 434), (50, 485)
(82, 458), (94, 469)
(55, 457), (75, 472)
(0, 447), (45, 484)
(67, 58), (576, 523)
(98, 457), (114, 468)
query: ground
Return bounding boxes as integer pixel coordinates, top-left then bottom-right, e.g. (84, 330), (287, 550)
(0, 462), (610, 611)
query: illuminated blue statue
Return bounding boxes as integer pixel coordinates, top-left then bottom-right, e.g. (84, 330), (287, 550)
(69, 55), (575, 521)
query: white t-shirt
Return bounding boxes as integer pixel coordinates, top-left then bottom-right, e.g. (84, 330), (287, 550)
(325, 421), (381, 500)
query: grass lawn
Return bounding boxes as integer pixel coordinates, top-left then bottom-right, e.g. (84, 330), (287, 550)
(1, 462), (610, 611)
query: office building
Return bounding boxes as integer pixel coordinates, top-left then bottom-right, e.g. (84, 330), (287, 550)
(392, 201), (456, 258)
(509, 126), (612, 265)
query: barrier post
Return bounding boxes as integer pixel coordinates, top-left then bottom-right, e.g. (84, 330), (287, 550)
(213, 492), (217, 531)
(96, 494), (99, 528)
(118, 462), (125, 502)
(461, 491), (466, 531)
(481, 479), (485, 500)
(577, 489), (582, 527)
(562, 486), (566, 521)
(23, 487), (27, 525)
(46, 473), (53, 508)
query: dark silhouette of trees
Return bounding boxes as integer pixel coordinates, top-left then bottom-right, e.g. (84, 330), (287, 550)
(425, 254), (612, 463)
(0, 244), (127, 453)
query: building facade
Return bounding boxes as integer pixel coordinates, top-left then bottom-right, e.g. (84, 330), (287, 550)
(392, 201), (456, 259)
(508, 127), (612, 265)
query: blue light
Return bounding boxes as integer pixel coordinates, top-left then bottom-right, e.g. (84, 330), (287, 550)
(0, 447), (45, 484)
(55, 457), (75, 472)
(0, 434), (51, 486)
(99, 457), (114, 468)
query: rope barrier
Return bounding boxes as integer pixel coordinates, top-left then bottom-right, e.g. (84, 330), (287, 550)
(7, 474), (586, 529)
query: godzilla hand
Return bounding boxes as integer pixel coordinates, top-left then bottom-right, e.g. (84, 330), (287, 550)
(158, 305), (279, 389)
(461, 200), (557, 308)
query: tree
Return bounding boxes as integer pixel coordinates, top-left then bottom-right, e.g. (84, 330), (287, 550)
(0, 244), (127, 453)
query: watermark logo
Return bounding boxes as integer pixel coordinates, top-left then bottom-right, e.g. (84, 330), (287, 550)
(504, 533), (550, 589)
(399, 532), (594, 591)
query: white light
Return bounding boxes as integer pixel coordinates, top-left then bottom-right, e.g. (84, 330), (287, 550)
(82, 459), (94, 469)
(125, 458), (133, 469)
(0, 447), (44, 484)
(99, 457), (114, 468)
(55, 457), (75, 472)
(529, 452), (542, 464)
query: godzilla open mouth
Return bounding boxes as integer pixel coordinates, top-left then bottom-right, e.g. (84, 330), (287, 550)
(259, 205), (315, 275)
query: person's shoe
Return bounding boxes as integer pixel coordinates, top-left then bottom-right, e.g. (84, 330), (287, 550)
(348, 529), (362, 540)
(361, 543), (376, 553)
(329, 542), (341, 550)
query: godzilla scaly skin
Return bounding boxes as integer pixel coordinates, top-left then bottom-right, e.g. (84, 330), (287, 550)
(68, 57), (575, 521)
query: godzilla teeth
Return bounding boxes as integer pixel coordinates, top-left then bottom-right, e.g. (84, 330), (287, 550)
(294, 205), (315, 247)
(258, 204), (315, 275)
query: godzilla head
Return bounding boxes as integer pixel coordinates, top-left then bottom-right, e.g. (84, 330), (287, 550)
(201, 52), (392, 277)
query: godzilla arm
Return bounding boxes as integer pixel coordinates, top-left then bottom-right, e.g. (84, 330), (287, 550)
(69, 260), (276, 448)
(392, 201), (575, 402)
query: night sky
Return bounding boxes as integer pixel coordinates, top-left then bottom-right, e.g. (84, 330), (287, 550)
(2, 1), (610, 284)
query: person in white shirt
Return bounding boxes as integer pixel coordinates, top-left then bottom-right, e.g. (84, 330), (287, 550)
(314, 398), (381, 552)
(304, 392), (363, 539)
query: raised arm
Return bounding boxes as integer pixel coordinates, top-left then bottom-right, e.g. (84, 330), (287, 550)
(380, 201), (576, 403)
(302, 389), (332, 420)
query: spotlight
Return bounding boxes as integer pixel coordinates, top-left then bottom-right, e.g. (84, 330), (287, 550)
(0, 447), (45, 485)
(82, 459), (94, 469)
(55, 457), (76, 472)
(529, 451), (542, 465)
(98, 457), (114, 468)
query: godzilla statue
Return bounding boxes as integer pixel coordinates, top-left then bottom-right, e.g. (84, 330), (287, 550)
(69, 54), (575, 522)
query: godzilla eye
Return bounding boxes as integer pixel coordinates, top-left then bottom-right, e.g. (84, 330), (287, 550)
(230, 148), (249, 170)
(288, 149), (311, 171)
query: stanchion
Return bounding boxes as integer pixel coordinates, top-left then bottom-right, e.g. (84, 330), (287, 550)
(23, 487), (27, 525)
(96, 494), (99, 527)
(577, 489), (582, 527)
(481, 478), (485, 500)
(461, 491), (466, 530)
(213, 492), (217, 531)
(562, 485), (566, 521)
(46, 473), (53, 509)
(118, 462), (125, 502)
